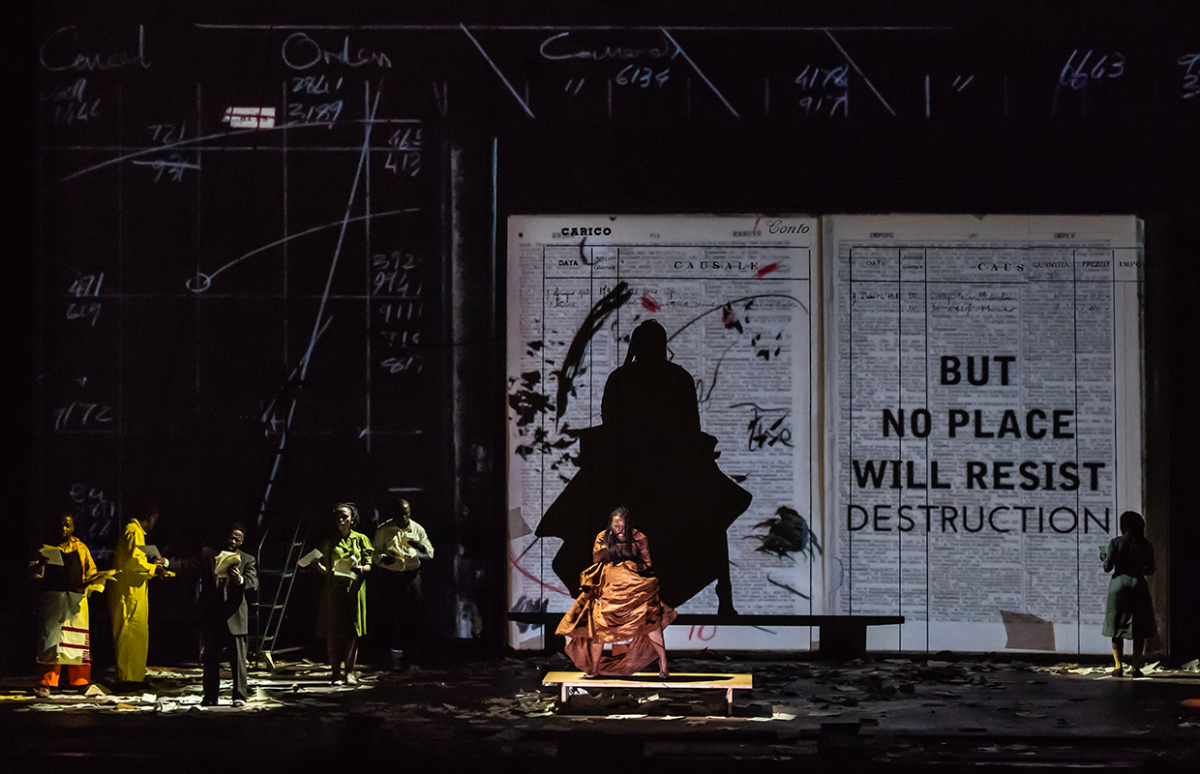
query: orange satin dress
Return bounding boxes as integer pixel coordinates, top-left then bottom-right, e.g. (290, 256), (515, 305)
(556, 530), (676, 675)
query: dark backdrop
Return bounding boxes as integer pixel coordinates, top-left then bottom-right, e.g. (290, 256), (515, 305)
(4, 1), (1198, 671)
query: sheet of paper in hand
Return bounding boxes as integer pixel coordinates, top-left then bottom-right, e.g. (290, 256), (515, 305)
(214, 550), (242, 578)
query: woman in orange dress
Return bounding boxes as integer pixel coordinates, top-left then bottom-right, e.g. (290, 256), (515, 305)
(556, 507), (676, 677)
(30, 509), (106, 696)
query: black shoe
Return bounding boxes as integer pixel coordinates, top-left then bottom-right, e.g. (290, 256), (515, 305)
(200, 698), (218, 707)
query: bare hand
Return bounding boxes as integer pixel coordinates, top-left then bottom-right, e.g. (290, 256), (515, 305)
(229, 567), (243, 584)
(315, 562), (328, 573)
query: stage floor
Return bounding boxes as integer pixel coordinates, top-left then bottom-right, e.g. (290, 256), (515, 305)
(2, 652), (1200, 771)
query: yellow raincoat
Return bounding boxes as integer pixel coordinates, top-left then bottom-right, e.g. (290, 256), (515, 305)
(108, 519), (161, 682)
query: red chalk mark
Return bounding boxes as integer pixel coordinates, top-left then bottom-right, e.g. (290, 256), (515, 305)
(640, 293), (661, 312)
(753, 214), (762, 233)
(755, 262), (781, 278)
(508, 547), (572, 597)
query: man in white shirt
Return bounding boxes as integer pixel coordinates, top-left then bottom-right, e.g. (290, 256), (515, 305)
(371, 498), (433, 669)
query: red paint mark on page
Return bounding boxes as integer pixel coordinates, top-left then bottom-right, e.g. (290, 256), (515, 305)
(640, 294), (661, 312)
(755, 262), (781, 278)
(508, 548), (571, 597)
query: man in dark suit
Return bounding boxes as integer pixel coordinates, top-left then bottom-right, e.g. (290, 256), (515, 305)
(197, 523), (257, 707)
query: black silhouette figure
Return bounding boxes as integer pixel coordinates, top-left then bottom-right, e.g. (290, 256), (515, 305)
(537, 320), (752, 614)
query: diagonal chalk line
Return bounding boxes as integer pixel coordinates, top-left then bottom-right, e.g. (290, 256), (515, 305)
(460, 23), (536, 118)
(660, 28), (740, 118)
(299, 84), (381, 380)
(824, 29), (896, 116)
(254, 314), (333, 527)
(256, 84), (381, 527)
(195, 207), (422, 288)
(48, 120), (347, 189)
(259, 315), (333, 424)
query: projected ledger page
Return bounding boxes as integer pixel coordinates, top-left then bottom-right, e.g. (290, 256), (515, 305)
(825, 215), (1143, 653)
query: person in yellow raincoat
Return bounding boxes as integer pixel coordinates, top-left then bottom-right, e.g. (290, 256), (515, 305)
(109, 504), (169, 685)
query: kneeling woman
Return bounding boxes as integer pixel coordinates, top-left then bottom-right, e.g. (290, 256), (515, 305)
(556, 507), (676, 677)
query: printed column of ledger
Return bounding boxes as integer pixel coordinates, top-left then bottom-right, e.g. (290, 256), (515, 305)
(845, 246), (905, 617)
(924, 246), (1026, 637)
(702, 263), (798, 614)
(536, 244), (618, 593)
(1014, 249), (1085, 635)
(510, 240), (553, 611)
(896, 248), (931, 648)
(1071, 247), (1121, 638)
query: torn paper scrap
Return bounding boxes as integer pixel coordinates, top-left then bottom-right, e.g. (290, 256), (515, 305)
(1000, 610), (1055, 651)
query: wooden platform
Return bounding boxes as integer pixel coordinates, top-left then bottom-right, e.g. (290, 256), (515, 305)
(543, 671), (753, 715)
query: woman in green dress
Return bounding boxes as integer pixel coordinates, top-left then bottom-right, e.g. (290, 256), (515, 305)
(1101, 510), (1156, 677)
(315, 503), (373, 684)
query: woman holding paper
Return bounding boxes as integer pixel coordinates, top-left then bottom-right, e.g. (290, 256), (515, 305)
(30, 509), (111, 696)
(315, 503), (373, 684)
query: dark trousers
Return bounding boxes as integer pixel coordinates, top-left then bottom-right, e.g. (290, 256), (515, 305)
(375, 569), (423, 657)
(201, 628), (248, 702)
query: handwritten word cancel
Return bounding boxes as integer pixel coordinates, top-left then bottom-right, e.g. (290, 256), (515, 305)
(40, 25), (150, 72)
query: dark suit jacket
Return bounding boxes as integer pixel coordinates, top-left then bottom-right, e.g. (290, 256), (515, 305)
(196, 547), (258, 636)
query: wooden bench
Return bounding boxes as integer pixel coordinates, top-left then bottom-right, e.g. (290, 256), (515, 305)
(543, 671), (753, 715)
(508, 613), (905, 659)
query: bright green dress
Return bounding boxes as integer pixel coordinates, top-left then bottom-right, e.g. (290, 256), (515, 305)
(316, 531), (373, 637)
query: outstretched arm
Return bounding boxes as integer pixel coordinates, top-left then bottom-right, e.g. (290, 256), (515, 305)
(119, 522), (161, 579)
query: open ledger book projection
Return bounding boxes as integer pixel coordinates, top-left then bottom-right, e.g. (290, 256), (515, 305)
(508, 214), (1144, 655)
